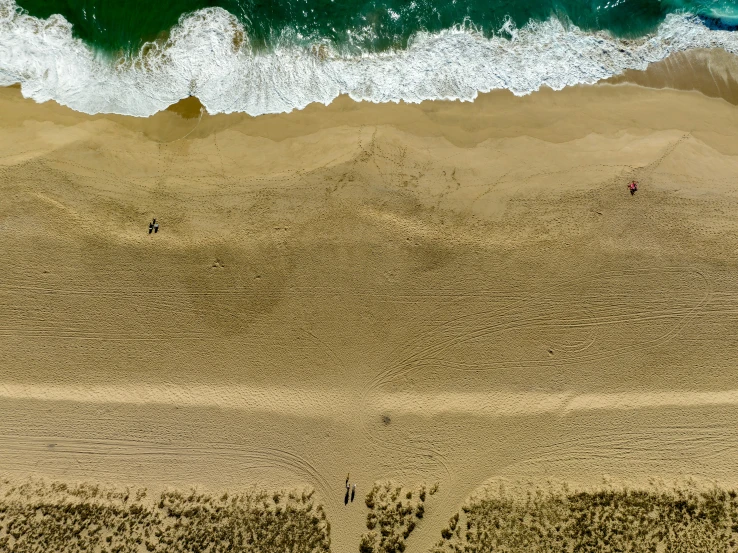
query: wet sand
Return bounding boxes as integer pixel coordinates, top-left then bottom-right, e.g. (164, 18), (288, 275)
(2, 48), (738, 552)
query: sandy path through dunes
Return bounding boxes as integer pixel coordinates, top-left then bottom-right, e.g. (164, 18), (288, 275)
(3, 59), (738, 552)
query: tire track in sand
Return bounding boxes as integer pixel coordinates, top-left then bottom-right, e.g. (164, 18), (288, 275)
(358, 267), (711, 497)
(0, 434), (332, 499)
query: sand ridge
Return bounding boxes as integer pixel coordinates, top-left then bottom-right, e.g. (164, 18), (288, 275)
(6, 383), (738, 416)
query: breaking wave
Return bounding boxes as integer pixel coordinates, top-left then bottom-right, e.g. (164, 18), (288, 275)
(0, 0), (737, 117)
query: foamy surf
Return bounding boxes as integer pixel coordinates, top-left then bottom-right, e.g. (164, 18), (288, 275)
(1, 0), (737, 117)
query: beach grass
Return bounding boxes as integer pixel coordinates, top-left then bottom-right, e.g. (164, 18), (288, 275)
(0, 478), (330, 553)
(360, 482), (438, 553)
(432, 485), (738, 553)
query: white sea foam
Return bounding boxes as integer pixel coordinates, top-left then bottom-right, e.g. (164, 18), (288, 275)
(0, 0), (737, 117)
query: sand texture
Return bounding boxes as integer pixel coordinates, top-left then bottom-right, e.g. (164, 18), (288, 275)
(2, 49), (738, 552)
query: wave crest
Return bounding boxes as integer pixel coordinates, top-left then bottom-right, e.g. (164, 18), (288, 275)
(1, 0), (737, 117)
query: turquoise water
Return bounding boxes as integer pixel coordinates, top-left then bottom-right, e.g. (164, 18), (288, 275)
(14, 0), (738, 53)
(2, 0), (737, 116)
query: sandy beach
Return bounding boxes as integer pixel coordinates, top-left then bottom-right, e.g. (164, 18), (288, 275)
(2, 49), (738, 551)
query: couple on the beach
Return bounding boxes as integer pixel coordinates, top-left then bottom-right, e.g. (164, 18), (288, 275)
(345, 475), (356, 505)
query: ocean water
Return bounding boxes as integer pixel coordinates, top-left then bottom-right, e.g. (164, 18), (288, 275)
(1, 0), (737, 116)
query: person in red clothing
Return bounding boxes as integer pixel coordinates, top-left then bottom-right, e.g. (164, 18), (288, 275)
(628, 181), (638, 195)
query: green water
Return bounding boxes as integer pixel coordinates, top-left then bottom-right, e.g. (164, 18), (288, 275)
(13, 0), (738, 53)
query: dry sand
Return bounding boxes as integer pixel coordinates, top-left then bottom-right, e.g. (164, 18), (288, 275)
(2, 49), (738, 552)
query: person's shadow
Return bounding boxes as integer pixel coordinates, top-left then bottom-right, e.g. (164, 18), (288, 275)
(344, 488), (350, 505)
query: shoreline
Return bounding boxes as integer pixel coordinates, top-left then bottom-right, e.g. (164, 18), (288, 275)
(1, 48), (737, 144)
(3, 2), (738, 118)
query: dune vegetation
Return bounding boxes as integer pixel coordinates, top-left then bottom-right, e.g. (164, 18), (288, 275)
(360, 482), (438, 553)
(0, 479), (330, 553)
(5, 476), (738, 553)
(433, 485), (738, 553)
